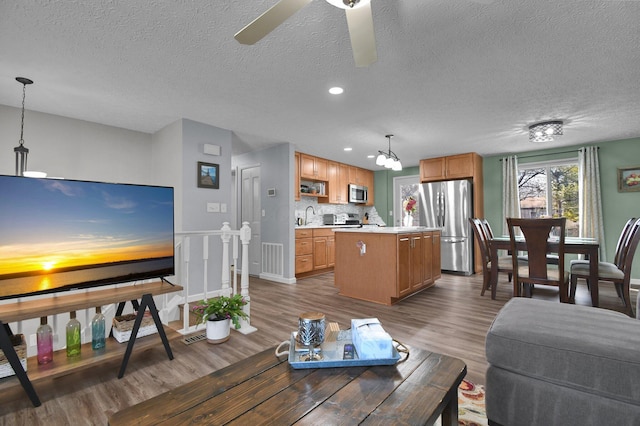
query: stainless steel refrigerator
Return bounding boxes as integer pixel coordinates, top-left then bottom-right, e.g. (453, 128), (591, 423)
(418, 179), (473, 275)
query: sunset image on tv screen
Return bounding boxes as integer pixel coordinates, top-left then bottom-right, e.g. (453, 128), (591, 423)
(0, 176), (174, 299)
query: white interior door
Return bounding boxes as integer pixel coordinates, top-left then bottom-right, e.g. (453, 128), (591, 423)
(241, 166), (261, 276)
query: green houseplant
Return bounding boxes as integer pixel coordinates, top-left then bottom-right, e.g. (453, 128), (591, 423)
(192, 293), (248, 330)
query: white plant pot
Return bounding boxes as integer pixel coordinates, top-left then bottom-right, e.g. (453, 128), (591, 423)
(206, 318), (231, 344)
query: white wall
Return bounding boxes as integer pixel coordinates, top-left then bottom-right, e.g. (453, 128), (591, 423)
(0, 105), (152, 182)
(233, 143), (296, 281)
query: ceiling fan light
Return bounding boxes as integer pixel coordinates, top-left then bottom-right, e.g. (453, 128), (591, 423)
(376, 153), (386, 166)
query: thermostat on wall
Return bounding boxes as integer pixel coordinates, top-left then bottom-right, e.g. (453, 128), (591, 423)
(267, 188), (276, 197)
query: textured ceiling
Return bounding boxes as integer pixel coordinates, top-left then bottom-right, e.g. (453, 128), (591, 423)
(1, 0), (639, 169)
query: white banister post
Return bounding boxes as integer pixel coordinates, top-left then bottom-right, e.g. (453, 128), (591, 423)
(236, 221), (257, 334)
(232, 235), (239, 295)
(240, 221), (251, 298)
(203, 235), (209, 300)
(182, 237), (190, 332)
(220, 222), (232, 297)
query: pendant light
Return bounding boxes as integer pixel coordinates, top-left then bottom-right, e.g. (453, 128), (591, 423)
(12, 77), (46, 178)
(375, 134), (402, 171)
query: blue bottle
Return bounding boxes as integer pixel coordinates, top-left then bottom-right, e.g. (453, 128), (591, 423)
(91, 306), (106, 350)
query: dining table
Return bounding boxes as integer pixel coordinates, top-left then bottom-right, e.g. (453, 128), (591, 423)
(488, 236), (600, 305)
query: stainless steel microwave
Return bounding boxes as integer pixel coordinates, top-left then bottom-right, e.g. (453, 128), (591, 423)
(348, 184), (368, 203)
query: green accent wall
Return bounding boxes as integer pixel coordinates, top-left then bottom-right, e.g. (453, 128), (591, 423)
(483, 137), (640, 279)
(373, 137), (640, 280)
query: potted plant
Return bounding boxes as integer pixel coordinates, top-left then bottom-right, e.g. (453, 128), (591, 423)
(192, 294), (248, 344)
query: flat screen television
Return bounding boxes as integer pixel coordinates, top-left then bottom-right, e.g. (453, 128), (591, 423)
(0, 175), (175, 300)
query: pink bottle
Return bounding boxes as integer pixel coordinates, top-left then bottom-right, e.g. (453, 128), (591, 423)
(36, 316), (53, 365)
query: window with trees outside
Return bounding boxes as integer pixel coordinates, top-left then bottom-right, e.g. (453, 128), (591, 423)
(518, 158), (579, 237)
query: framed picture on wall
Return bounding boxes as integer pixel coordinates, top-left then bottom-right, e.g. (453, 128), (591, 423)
(617, 166), (640, 192)
(198, 162), (219, 189)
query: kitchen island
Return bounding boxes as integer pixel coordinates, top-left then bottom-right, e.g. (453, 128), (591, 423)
(334, 226), (441, 305)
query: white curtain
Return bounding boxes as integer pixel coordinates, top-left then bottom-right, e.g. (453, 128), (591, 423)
(502, 155), (521, 235)
(578, 146), (607, 260)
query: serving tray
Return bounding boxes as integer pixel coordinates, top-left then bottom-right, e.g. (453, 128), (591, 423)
(282, 332), (402, 369)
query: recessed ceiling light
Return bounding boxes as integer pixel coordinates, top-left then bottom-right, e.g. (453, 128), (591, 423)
(367, 155), (375, 159)
(329, 87), (344, 95)
(344, 147), (352, 151)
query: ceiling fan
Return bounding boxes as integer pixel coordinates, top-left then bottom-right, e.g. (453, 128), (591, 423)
(234, 0), (378, 68)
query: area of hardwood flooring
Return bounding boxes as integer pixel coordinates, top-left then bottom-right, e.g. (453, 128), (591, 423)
(0, 272), (635, 425)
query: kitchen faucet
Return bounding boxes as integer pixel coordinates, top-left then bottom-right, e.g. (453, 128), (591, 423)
(305, 206), (315, 225)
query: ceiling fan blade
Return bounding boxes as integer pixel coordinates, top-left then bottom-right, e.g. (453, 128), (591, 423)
(234, 0), (312, 45)
(345, 2), (377, 67)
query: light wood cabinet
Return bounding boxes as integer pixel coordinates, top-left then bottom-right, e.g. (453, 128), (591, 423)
(300, 153), (328, 181)
(324, 161), (349, 204)
(334, 230), (441, 305)
(327, 234), (335, 267)
(313, 237), (328, 269)
(295, 229), (313, 274)
(294, 152), (300, 201)
(295, 152), (374, 205)
(397, 233), (424, 297)
(432, 232), (441, 280)
(295, 228), (336, 276)
(313, 228), (335, 270)
(361, 168), (374, 206)
(419, 152), (480, 182)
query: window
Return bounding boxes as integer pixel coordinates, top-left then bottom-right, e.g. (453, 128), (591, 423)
(518, 159), (579, 236)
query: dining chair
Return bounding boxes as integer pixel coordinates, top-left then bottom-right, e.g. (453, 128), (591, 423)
(507, 217), (569, 302)
(569, 218), (640, 317)
(469, 218), (516, 297)
(569, 217), (636, 277)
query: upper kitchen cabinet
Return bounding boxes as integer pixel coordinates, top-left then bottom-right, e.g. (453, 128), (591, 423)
(348, 166), (374, 206)
(419, 153), (482, 182)
(300, 153), (328, 181)
(323, 161), (349, 204)
(295, 152), (374, 205)
(295, 152), (301, 201)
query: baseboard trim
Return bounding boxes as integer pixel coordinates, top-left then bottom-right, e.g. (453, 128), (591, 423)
(258, 273), (296, 285)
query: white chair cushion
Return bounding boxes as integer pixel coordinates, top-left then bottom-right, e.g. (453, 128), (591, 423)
(570, 262), (624, 280)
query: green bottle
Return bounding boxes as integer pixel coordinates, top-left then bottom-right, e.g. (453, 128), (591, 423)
(66, 311), (82, 357)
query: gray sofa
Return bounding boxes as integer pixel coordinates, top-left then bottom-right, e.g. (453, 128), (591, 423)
(485, 298), (640, 426)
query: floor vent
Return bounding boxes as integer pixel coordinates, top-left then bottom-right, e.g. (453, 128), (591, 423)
(262, 242), (284, 278)
(183, 332), (206, 345)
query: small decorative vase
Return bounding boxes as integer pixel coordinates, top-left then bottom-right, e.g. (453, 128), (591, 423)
(403, 212), (413, 227)
(206, 317), (231, 344)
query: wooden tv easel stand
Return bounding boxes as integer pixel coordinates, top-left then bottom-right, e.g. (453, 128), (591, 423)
(0, 280), (183, 407)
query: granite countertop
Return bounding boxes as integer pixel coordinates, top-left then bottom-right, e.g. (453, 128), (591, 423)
(333, 226), (440, 234)
(294, 224), (363, 229)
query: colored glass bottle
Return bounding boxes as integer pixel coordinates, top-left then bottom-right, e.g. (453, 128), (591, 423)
(66, 311), (81, 357)
(91, 306), (106, 350)
(36, 316), (53, 365)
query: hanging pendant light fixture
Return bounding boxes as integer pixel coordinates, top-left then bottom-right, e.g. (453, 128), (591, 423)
(375, 134), (402, 171)
(13, 77), (34, 176)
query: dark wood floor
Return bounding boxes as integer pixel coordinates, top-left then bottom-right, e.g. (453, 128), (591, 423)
(0, 272), (634, 425)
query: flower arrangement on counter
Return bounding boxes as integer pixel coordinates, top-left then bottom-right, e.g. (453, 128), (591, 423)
(403, 196), (417, 214)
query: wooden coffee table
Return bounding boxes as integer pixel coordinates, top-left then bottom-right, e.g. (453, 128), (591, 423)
(109, 344), (466, 425)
